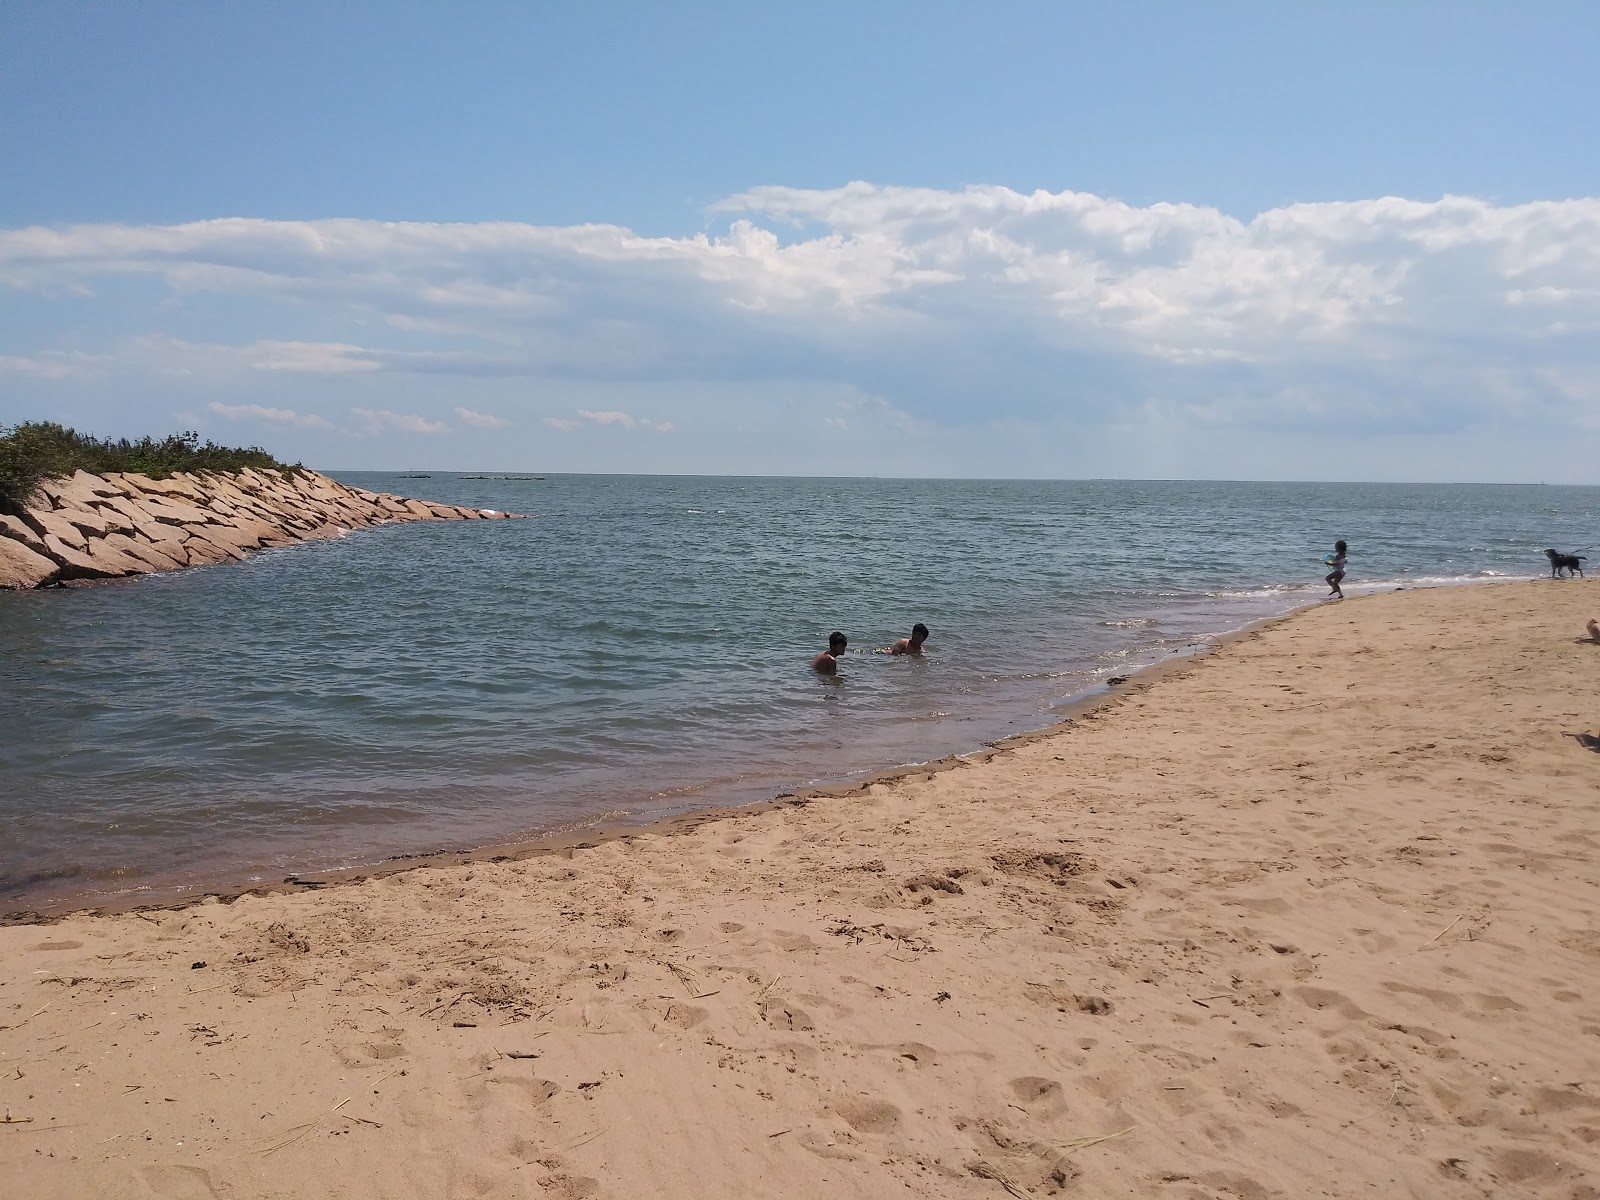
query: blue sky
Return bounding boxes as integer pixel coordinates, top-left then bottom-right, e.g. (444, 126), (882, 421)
(3, 1), (1598, 480)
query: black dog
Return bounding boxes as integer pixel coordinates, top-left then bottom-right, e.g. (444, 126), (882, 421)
(1546, 548), (1587, 578)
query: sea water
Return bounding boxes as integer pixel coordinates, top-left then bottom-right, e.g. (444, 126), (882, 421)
(2, 475), (1595, 911)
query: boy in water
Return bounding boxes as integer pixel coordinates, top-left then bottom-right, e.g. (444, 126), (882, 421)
(890, 623), (930, 656)
(1325, 540), (1348, 599)
(812, 631), (848, 675)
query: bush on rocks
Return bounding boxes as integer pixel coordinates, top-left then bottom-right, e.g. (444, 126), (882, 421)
(0, 422), (301, 513)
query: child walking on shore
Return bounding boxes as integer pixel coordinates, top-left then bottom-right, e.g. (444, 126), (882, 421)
(1325, 540), (1348, 599)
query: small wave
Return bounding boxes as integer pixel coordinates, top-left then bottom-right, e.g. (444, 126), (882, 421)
(1101, 617), (1158, 628)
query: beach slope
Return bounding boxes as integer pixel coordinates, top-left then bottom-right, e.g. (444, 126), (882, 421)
(2, 580), (1597, 1198)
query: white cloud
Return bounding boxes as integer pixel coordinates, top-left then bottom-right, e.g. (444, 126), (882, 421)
(453, 406), (510, 429)
(208, 402), (334, 430)
(351, 407), (448, 435)
(0, 350), (109, 379)
(3, 186), (1599, 457)
(539, 410), (674, 434)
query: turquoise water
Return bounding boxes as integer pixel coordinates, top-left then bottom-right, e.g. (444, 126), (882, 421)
(2, 475), (1595, 912)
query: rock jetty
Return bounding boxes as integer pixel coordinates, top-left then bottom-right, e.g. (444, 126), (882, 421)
(0, 467), (524, 590)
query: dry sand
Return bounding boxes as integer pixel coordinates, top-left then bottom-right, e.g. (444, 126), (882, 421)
(3, 580), (1598, 1199)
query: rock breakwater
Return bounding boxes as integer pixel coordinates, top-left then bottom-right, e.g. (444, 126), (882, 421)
(0, 467), (523, 589)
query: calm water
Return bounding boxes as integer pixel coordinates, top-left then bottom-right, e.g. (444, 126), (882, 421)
(2, 476), (1595, 911)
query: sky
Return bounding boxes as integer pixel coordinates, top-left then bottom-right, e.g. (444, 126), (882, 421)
(2, 1), (1598, 481)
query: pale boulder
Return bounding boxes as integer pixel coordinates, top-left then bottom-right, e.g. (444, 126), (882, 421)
(55, 505), (118, 539)
(179, 535), (234, 566)
(97, 491), (160, 528)
(0, 535), (60, 588)
(144, 497), (217, 526)
(183, 523), (259, 558)
(41, 533), (137, 580)
(18, 509), (90, 552)
(0, 513), (52, 556)
(40, 470), (119, 510)
(102, 532), (185, 572)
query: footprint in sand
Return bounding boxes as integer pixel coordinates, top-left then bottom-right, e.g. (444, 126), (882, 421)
(659, 1002), (708, 1029)
(759, 997), (816, 1031)
(771, 1040), (820, 1069)
(834, 1098), (901, 1133)
(1023, 982), (1115, 1015)
(334, 1038), (407, 1067)
(489, 1077), (561, 1106)
(137, 1165), (222, 1200)
(1294, 986), (1371, 1022)
(537, 1172), (602, 1199)
(797, 1129), (860, 1161)
(1491, 1146), (1564, 1185)
(1008, 1076), (1068, 1117)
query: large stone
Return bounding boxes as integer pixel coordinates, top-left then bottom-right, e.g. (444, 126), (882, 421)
(120, 473), (205, 502)
(402, 499), (436, 519)
(144, 497), (217, 526)
(0, 536), (60, 589)
(55, 505), (118, 539)
(40, 470), (120, 510)
(180, 535), (234, 565)
(18, 508), (90, 552)
(217, 514), (291, 547)
(0, 513), (51, 555)
(102, 532), (184, 572)
(42, 533), (139, 580)
(183, 522), (261, 558)
(96, 491), (159, 528)
(131, 517), (189, 556)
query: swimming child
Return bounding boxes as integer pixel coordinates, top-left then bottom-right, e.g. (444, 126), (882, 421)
(889, 623), (929, 656)
(812, 631), (848, 675)
(1325, 540), (1347, 599)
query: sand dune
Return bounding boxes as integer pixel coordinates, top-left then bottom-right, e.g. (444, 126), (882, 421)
(2, 579), (1597, 1198)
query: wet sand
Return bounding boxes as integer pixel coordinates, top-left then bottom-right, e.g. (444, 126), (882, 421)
(2, 579), (1597, 1198)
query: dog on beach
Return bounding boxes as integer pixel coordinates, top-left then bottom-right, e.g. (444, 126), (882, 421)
(1587, 617), (1600, 643)
(1546, 548), (1587, 578)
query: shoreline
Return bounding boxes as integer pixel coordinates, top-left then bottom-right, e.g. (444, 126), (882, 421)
(0, 578), (1526, 923)
(0, 595), (1297, 923)
(1, 578), (1595, 1197)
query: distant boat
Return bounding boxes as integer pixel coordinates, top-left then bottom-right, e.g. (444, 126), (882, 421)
(398, 473), (432, 478)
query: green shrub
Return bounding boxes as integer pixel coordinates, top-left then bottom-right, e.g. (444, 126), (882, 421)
(0, 422), (301, 513)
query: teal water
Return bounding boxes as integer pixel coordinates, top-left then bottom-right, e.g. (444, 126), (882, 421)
(2, 475), (1595, 912)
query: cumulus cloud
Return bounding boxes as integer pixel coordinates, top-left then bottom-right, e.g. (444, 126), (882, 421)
(351, 407), (448, 435)
(453, 406), (510, 429)
(209, 402), (334, 430)
(2, 185), (1598, 449)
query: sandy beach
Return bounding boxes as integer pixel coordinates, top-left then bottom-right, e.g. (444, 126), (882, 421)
(2, 579), (1597, 1199)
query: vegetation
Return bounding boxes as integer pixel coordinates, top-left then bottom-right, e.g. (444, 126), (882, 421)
(0, 421), (301, 512)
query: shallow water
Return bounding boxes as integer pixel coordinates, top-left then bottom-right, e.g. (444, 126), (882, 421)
(2, 475), (1594, 911)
